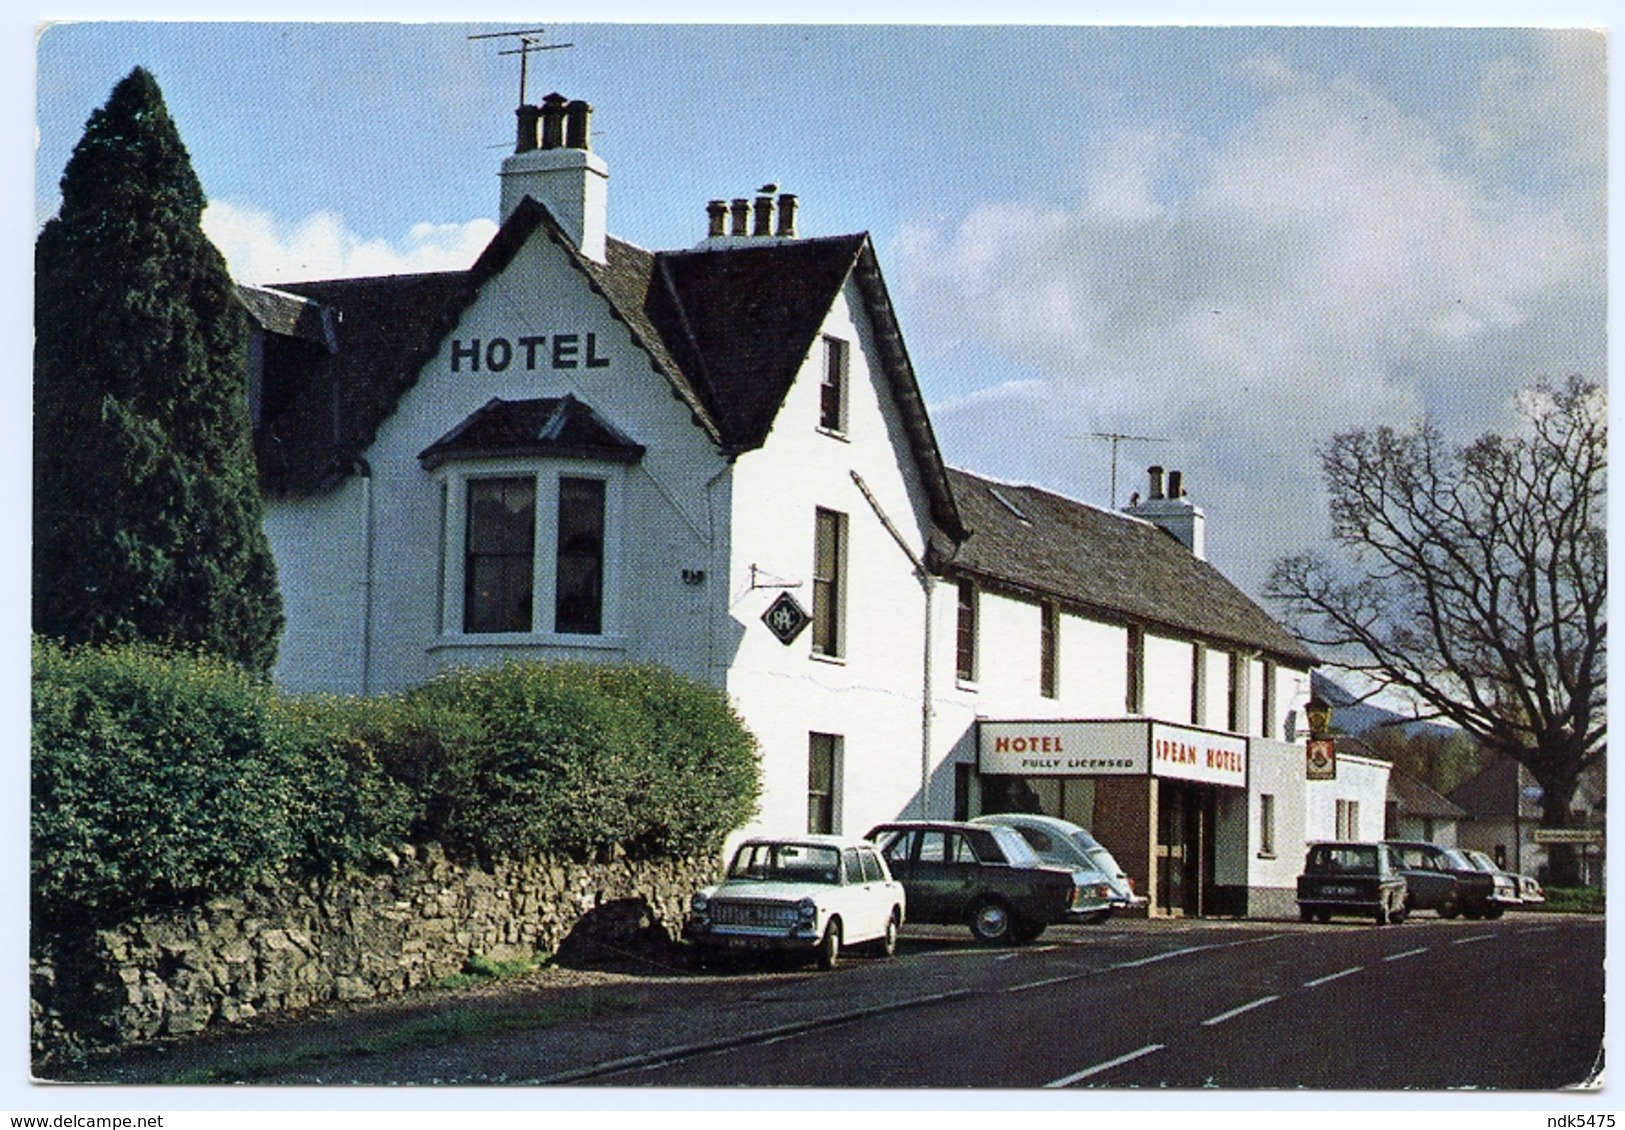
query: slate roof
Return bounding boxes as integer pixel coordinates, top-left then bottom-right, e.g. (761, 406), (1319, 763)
(945, 468), (1317, 666)
(252, 270), (474, 493)
(238, 284), (337, 348)
(419, 396), (645, 470)
(243, 197), (964, 538)
(1447, 758), (1586, 821)
(1383, 763), (1467, 820)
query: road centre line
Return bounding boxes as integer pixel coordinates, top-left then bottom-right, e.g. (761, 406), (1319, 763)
(1201, 994), (1280, 1027)
(1303, 965), (1363, 987)
(1114, 944), (1216, 968)
(1452, 934), (1497, 946)
(1045, 1044), (1167, 1088)
(1383, 947), (1429, 962)
(545, 929), (1300, 1083)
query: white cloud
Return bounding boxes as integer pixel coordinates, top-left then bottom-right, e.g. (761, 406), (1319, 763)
(202, 200), (498, 284)
(896, 50), (1604, 599)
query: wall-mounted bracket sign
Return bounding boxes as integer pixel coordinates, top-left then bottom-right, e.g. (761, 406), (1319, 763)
(762, 591), (811, 645)
(1306, 736), (1337, 780)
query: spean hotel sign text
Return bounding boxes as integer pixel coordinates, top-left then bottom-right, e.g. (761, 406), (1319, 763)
(979, 719), (1248, 788)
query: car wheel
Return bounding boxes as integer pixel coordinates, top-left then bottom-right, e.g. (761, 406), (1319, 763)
(1012, 919), (1046, 944)
(970, 899), (1015, 944)
(1463, 908), (1482, 920)
(1485, 906), (1505, 920)
(816, 920), (841, 971)
(1299, 907), (1315, 923)
(1438, 899), (1460, 920)
(871, 910), (900, 958)
(1315, 910), (1332, 924)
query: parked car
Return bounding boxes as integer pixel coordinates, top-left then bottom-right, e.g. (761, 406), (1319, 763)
(684, 836), (906, 970)
(1295, 841), (1409, 925)
(970, 812), (1145, 922)
(1512, 869), (1546, 906)
(1382, 840), (1463, 918)
(865, 820), (1076, 944)
(1451, 848), (1522, 918)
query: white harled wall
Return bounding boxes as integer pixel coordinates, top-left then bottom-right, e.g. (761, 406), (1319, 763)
(1305, 754), (1391, 842)
(724, 279), (938, 840)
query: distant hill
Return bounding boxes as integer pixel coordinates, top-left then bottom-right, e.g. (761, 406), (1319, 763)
(1312, 671), (1457, 740)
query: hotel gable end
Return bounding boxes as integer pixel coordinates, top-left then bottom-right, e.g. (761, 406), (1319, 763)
(242, 93), (1387, 918)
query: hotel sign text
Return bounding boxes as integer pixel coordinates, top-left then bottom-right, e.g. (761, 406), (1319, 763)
(450, 333), (612, 372)
(978, 719), (1248, 788)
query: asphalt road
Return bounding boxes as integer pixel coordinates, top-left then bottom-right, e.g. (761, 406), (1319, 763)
(63, 912), (1602, 1090)
(587, 914), (1604, 1090)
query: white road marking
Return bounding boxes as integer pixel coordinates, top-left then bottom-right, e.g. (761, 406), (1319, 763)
(1115, 944), (1215, 968)
(1453, 934), (1496, 946)
(1045, 1043), (1167, 1088)
(1384, 947), (1429, 962)
(1518, 926), (1556, 936)
(1303, 966), (1363, 987)
(1201, 994), (1280, 1026)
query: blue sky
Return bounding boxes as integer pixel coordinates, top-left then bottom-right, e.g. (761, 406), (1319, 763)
(33, 19), (1607, 603)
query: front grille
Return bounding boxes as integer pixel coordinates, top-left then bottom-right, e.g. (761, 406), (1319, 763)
(711, 900), (799, 929)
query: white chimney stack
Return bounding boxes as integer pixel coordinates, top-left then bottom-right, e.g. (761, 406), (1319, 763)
(1124, 466), (1207, 559)
(499, 93), (608, 263)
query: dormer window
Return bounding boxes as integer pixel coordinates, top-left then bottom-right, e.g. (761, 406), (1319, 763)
(819, 335), (848, 434)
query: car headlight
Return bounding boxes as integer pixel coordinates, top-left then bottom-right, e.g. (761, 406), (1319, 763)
(691, 893), (710, 914)
(797, 897), (817, 922)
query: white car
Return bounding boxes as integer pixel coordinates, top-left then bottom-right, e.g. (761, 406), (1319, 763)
(684, 836), (906, 970)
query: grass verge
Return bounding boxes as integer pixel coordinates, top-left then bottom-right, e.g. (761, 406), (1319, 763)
(1540, 887), (1605, 915)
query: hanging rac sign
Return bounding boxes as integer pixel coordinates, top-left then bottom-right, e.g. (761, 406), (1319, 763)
(977, 719), (1248, 787)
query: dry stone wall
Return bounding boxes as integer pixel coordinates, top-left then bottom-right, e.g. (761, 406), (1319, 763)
(31, 845), (717, 1061)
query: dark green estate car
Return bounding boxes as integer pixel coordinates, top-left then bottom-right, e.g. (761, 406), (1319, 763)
(865, 820), (1078, 944)
(1296, 842), (1410, 925)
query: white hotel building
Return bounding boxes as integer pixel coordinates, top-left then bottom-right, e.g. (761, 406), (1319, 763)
(242, 94), (1388, 918)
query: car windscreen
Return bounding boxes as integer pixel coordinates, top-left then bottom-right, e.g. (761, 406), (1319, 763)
(728, 843), (842, 883)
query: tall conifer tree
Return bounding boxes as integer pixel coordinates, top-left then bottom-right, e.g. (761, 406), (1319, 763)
(35, 67), (283, 674)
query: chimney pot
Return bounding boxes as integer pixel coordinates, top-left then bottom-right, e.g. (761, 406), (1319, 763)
(1148, 466), (1165, 501)
(1167, 469), (1184, 499)
(730, 198), (751, 236)
(753, 194), (775, 236)
(514, 104), (541, 153)
(540, 92), (567, 150)
(564, 99), (592, 150)
(776, 193), (798, 237)
(706, 200), (729, 239)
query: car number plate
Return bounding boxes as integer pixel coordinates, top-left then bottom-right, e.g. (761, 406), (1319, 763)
(726, 937), (771, 950)
(1323, 885), (1357, 896)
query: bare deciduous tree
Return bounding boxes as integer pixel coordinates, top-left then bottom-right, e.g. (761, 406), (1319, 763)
(1268, 378), (1605, 884)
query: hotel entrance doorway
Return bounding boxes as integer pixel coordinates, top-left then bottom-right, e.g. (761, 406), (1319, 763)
(1156, 779), (1217, 915)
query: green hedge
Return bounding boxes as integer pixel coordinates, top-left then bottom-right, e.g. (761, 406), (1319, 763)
(31, 639), (412, 927)
(344, 660), (761, 862)
(31, 640), (760, 927)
